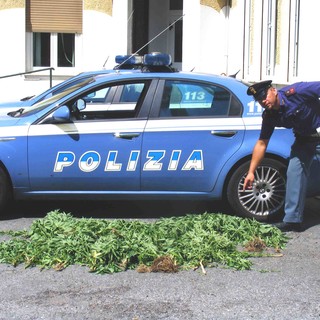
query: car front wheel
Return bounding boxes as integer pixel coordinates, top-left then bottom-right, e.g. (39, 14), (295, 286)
(226, 159), (287, 222)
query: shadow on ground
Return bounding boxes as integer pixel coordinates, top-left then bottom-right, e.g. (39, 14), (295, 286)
(3, 199), (230, 220)
(2, 197), (320, 230)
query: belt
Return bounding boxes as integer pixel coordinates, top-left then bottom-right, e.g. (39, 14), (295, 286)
(295, 127), (320, 142)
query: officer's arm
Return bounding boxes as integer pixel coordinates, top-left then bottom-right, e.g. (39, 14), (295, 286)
(243, 139), (269, 190)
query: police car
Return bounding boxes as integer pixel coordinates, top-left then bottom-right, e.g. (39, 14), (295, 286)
(0, 53), (319, 221)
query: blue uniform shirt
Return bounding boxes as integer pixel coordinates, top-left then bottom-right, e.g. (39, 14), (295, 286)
(259, 82), (320, 140)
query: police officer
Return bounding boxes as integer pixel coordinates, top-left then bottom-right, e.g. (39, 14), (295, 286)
(244, 80), (320, 232)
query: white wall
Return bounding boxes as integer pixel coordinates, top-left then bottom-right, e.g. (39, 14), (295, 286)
(81, 11), (114, 71)
(226, 3), (245, 78)
(183, 3), (236, 76)
(0, 8), (30, 101)
(182, 0), (201, 72)
(0, 9), (25, 74)
(198, 5), (227, 74)
(295, 0), (320, 81)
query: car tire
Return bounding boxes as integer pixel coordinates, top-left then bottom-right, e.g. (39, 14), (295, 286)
(226, 158), (287, 222)
(0, 167), (12, 216)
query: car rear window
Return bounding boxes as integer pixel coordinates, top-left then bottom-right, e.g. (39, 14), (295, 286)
(159, 80), (241, 117)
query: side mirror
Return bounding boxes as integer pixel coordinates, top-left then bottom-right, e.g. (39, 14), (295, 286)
(52, 105), (71, 122)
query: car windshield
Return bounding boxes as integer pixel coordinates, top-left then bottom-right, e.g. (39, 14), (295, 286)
(16, 77), (96, 117)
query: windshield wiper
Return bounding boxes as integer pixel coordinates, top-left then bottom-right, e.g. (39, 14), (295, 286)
(7, 108), (24, 117)
(20, 95), (35, 101)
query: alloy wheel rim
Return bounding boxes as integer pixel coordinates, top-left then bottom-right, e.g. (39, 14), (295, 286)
(239, 166), (286, 216)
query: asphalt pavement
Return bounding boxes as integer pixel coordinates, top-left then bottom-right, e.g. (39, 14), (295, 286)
(0, 198), (319, 320)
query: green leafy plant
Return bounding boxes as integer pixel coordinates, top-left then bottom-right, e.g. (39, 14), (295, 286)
(0, 210), (287, 274)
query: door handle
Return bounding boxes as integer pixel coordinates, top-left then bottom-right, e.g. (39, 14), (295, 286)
(114, 132), (140, 140)
(211, 130), (237, 138)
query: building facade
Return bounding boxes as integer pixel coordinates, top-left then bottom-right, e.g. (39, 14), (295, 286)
(0, 0), (319, 101)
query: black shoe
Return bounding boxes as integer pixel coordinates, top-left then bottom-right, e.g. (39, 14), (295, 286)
(272, 222), (304, 232)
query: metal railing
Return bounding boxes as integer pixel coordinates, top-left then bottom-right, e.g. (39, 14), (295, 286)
(0, 67), (55, 88)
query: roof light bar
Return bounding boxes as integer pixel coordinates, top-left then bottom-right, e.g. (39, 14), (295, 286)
(114, 53), (175, 72)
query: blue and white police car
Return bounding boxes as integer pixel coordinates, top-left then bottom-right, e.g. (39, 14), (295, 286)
(0, 53), (319, 221)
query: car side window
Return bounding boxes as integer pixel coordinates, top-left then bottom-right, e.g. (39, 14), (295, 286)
(75, 81), (148, 120)
(159, 80), (241, 117)
(120, 83), (144, 103)
(83, 87), (110, 103)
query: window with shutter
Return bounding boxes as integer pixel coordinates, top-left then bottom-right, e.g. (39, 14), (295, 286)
(26, 0), (82, 34)
(26, 0), (82, 69)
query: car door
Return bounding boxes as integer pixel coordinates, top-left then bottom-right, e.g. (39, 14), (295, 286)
(27, 80), (151, 192)
(141, 79), (245, 192)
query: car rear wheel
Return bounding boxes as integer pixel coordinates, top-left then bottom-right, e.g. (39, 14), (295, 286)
(226, 159), (287, 222)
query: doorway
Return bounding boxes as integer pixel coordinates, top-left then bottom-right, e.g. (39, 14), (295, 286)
(131, 0), (183, 69)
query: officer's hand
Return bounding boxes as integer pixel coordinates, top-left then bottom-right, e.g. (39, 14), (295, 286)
(243, 173), (254, 191)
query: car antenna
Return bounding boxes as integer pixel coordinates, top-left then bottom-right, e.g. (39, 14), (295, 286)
(229, 70), (240, 78)
(117, 14), (185, 69)
(103, 56), (109, 68)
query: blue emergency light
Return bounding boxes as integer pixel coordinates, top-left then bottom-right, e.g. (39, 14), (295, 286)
(115, 54), (143, 65)
(143, 53), (172, 66)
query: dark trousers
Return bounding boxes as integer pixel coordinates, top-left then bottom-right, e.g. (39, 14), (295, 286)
(284, 140), (320, 223)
